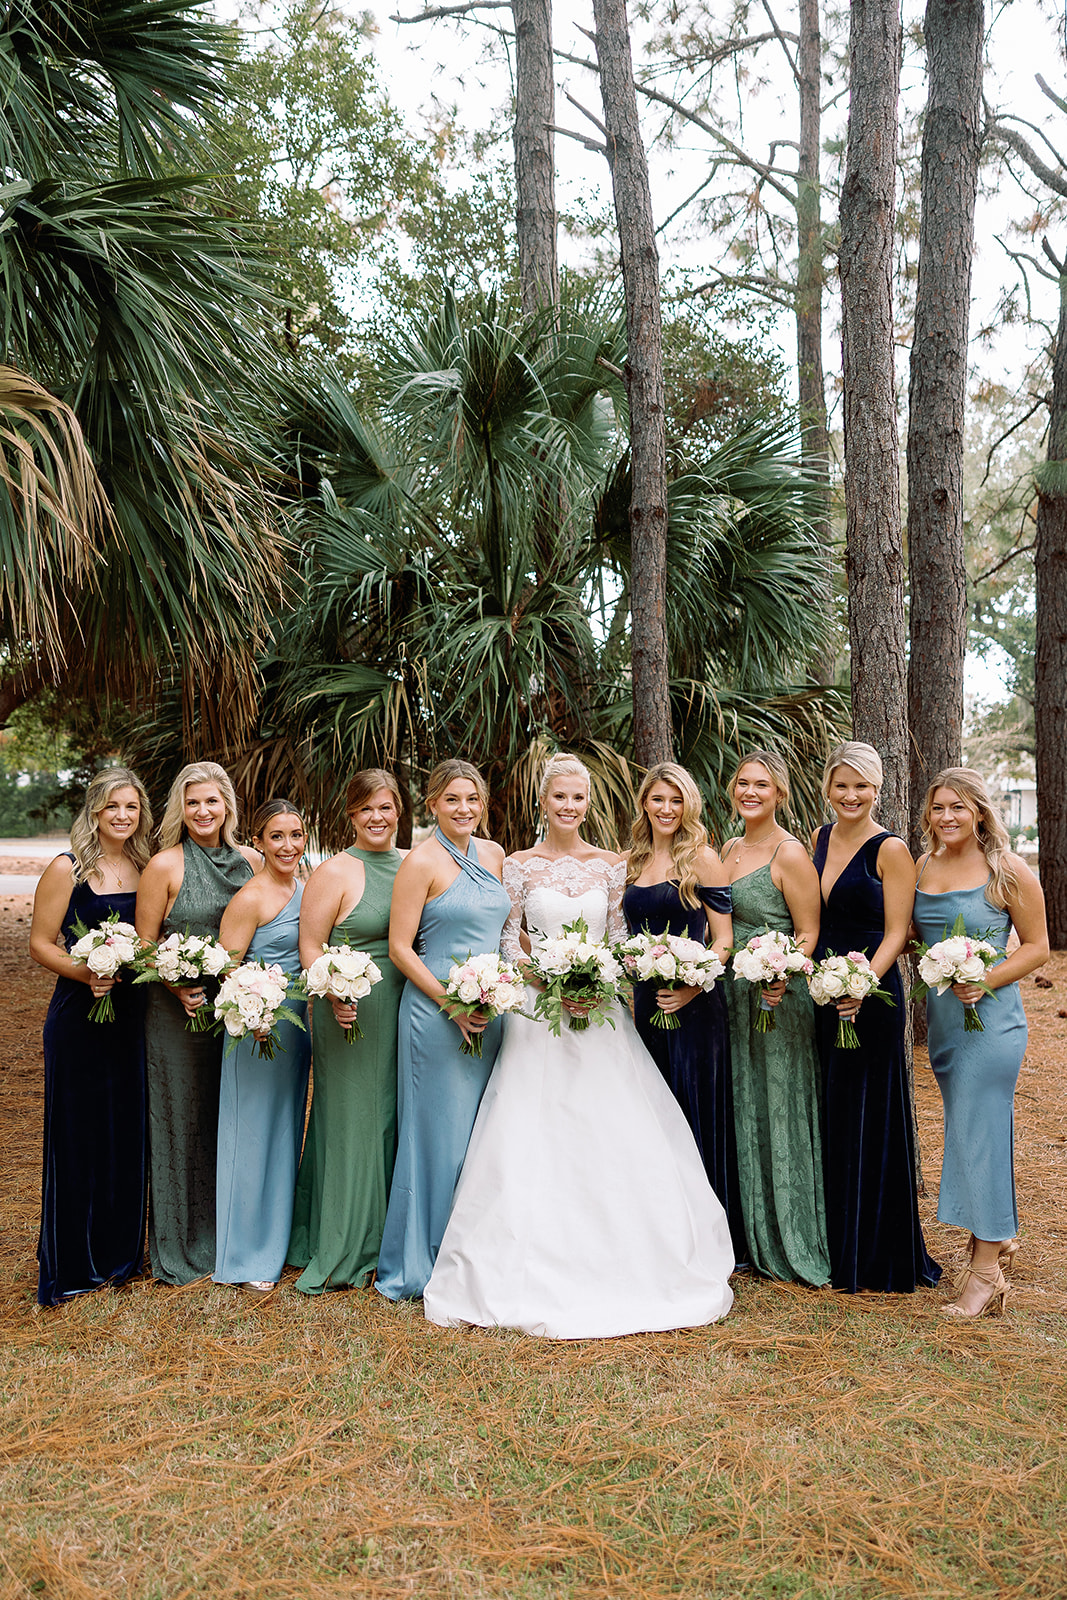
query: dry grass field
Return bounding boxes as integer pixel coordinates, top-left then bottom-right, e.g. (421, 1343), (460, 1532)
(1, 884), (1065, 1599)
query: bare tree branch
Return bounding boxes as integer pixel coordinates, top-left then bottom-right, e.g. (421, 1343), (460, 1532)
(1037, 72), (1067, 119)
(389, 1), (510, 21)
(548, 122), (607, 154)
(985, 117), (1067, 199)
(564, 89), (608, 138)
(971, 541), (1037, 585)
(760, 0), (801, 85)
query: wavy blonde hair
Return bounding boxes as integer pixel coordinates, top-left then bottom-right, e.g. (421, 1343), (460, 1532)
(920, 767), (1019, 910)
(726, 748), (791, 818)
(627, 762), (709, 909)
(426, 759), (490, 834)
(158, 762), (240, 850)
(69, 766), (153, 885)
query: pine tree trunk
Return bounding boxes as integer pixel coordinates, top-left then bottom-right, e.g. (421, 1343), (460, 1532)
(513, 0), (559, 314)
(797, 0), (833, 683)
(592, 0), (673, 766)
(1035, 265), (1067, 948)
(839, 0), (907, 837)
(906, 0), (983, 847)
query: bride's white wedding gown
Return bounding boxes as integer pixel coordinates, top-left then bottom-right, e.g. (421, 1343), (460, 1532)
(422, 854), (735, 1338)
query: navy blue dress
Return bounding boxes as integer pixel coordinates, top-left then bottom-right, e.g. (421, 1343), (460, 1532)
(623, 879), (748, 1263)
(813, 825), (940, 1293)
(38, 870), (147, 1305)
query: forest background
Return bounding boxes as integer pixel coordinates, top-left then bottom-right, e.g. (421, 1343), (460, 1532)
(0, 0), (1062, 894)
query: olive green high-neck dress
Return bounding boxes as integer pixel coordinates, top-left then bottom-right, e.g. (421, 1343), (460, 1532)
(287, 846), (404, 1292)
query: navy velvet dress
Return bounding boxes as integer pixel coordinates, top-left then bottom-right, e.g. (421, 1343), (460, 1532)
(813, 826), (940, 1293)
(38, 871), (147, 1305)
(623, 879), (748, 1263)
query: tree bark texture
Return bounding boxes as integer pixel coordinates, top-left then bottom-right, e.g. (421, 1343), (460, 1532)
(839, 0), (907, 838)
(906, 0), (983, 847)
(592, 0), (673, 766)
(1035, 266), (1067, 948)
(513, 0), (559, 313)
(796, 0), (834, 683)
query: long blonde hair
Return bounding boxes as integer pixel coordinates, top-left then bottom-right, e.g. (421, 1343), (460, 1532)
(158, 762), (240, 850)
(628, 762), (709, 909)
(69, 766), (153, 885)
(821, 741), (884, 801)
(920, 767), (1019, 910)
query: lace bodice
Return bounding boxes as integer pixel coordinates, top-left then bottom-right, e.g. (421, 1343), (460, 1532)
(501, 854), (628, 957)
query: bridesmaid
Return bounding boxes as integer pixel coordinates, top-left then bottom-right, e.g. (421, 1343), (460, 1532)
(31, 767), (152, 1305)
(623, 761), (748, 1261)
(722, 749), (830, 1286)
(287, 769), (406, 1293)
(914, 768), (1048, 1317)
(136, 762), (259, 1284)
(214, 800), (311, 1293)
(375, 759), (510, 1301)
(811, 742), (939, 1293)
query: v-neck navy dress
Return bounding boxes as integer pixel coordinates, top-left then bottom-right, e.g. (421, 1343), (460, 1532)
(813, 825), (940, 1293)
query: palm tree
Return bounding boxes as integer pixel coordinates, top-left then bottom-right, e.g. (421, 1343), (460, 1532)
(0, 0), (285, 736)
(224, 290), (844, 850)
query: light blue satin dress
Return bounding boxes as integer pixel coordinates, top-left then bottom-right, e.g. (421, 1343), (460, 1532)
(375, 832), (510, 1300)
(214, 883), (311, 1284)
(913, 880), (1026, 1241)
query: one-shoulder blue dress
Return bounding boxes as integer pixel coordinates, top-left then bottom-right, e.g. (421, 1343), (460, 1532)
(913, 878), (1026, 1242)
(214, 883), (311, 1285)
(375, 832), (511, 1300)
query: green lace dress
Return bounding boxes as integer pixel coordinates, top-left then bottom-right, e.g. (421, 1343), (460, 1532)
(287, 846), (404, 1292)
(724, 859), (830, 1286)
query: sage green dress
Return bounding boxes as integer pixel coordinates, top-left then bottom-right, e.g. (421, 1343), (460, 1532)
(724, 860), (830, 1286)
(287, 847), (404, 1292)
(145, 838), (253, 1284)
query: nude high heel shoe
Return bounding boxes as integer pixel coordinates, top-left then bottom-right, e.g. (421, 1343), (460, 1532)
(955, 1234), (1019, 1292)
(941, 1264), (1010, 1318)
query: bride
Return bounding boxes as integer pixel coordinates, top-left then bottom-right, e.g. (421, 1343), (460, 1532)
(423, 753), (735, 1339)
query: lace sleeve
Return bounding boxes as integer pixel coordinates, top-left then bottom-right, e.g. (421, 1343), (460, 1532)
(606, 860), (628, 944)
(501, 856), (527, 962)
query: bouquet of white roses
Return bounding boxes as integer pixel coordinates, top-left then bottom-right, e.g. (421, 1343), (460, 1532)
(807, 950), (894, 1049)
(214, 961), (307, 1060)
(527, 915), (622, 1035)
(616, 928), (726, 1031)
(134, 931), (233, 1031)
(910, 913), (1000, 1032)
(730, 930), (814, 1033)
(302, 944), (383, 1043)
(68, 912), (144, 1023)
(443, 951), (527, 1057)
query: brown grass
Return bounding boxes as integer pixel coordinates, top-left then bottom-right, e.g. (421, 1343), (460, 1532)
(1, 886), (1065, 1599)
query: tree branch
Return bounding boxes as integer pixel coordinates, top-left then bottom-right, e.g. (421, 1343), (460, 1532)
(971, 541), (1037, 585)
(760, 0), (800, 86)
(389, 1), (510, 21)
(548, 123), (607, 155)
(564, 89), (608, 139)
(985, 117), (1067, 199)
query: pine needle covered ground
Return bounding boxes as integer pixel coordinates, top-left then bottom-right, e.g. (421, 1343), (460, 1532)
(1, 887), (1065, 1599)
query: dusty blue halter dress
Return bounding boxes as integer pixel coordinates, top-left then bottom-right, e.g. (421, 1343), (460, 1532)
(375, 831), (511, 1300)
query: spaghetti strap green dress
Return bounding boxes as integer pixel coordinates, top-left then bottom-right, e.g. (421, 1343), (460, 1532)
(287, 846), (404, 1292)
(145, 838), (253, 1284)
(724, 858), (830, 1286)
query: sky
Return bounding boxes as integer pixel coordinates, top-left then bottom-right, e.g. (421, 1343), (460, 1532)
(364, 0), (1064, 707)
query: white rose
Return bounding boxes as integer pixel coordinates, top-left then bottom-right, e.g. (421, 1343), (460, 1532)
(87, 946), (121, 977)
(457, 980), (481, 1003)
(202, 943), (231, 976)
(846, 972), (870, 999)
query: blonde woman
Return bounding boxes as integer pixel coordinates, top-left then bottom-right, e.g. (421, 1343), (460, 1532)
(623, 762), (747, 1262)
(31, 767), (153, 1304)
(375, 760), (510, 1302)
(722, 749), (830, 1287)
(423, 753), (734, 1339)
(136, 762), (260, 1285)
(913, 768), (1048, 1317)
(811, 742), (939, 1294)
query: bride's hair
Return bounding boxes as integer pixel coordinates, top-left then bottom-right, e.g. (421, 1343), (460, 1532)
(627, 763), (709, 909)
(919, 766), (1019, 910)
(538, 752), (591, 806)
